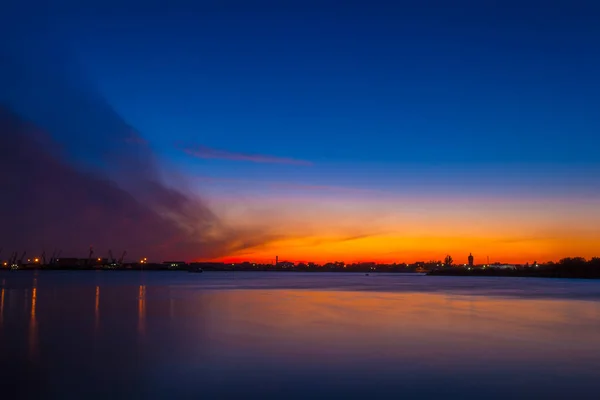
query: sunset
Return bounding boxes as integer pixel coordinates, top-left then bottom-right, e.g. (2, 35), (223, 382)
(205, 177), (600, 264)
(2, 3), (599, 265)
(1, 1), (600, 399)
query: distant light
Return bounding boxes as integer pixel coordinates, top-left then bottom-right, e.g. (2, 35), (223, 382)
(2, 262), (6, 266)
(34, 258), (39, 263)
(97, 258), (101, 261)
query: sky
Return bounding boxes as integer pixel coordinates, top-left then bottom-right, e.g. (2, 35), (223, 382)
(1, 1), (600, 264)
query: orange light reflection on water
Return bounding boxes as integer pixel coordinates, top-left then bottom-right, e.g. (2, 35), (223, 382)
(138, 285), (146, 335)
(29, 287), (38, 359)
(95, 286), (100, 331)
(0, 288), (4, 326)
(181, 289), (600, 369)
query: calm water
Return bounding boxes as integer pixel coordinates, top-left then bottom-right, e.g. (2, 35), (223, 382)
(1, 271), (600, 399)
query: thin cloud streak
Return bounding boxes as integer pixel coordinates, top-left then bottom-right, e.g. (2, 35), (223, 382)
(266, 182), (376, 194)
(182, 145), (313, 166)
(194, 175), (381, 195)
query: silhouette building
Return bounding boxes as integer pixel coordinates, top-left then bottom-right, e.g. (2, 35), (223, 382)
(468, 253), (474, 267)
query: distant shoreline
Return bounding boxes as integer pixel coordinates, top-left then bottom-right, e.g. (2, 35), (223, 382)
(427, 267), (600, 280)
(2, 257), (599, 279)
(0, 266), (421, 273)
(2, 266), (599, 279)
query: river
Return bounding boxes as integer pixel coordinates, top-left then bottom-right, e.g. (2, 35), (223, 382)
(1, 271), (599, 399)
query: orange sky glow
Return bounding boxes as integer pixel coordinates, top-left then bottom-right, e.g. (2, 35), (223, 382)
(200, 191), (600, 264)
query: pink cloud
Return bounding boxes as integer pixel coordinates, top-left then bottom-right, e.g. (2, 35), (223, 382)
(266, 182), (378, 194)
(193, 175), (383, 195)
(182, 145), (312, 166)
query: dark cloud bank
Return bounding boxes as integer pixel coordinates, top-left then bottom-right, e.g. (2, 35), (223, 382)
(0, 45), (268, 262)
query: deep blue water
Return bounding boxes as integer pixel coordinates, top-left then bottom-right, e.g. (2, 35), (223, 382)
(1, 271), (600, 399)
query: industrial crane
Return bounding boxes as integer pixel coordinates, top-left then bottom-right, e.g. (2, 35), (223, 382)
(108, 250), (116, 265)
(8, 252), (18, 269)
(18, 251), (26, 265)
(48, 249), (57, 265)
(118, 251), (127, 265)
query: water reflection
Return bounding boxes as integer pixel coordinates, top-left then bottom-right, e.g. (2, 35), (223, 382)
(173, 290), (600, 370)
(138, 285), (146, 335)
(29, 287), (37, 359)
(0, 278), (4, 328)
(95, 285), (100, 331)
(30, 288), (36, 318)
(0, 287), (4, 326)
(0, 272), (600, 399)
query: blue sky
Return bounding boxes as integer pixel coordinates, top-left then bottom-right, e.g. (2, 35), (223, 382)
(4, 1), (597, 169)
(1, 1), (600, 262)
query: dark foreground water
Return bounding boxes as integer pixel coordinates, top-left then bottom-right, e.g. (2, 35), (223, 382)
(1, 272), (600, 399)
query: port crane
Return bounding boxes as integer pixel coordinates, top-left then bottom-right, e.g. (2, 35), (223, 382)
(118, 251), (127, 265)
(48, 249), (58, 265)
(18, 251), (26, 265)
(7, 251), (17, 269)
(108, 250), (117, 265)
